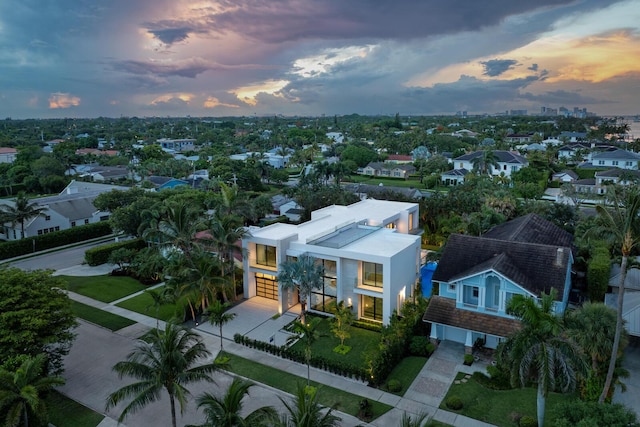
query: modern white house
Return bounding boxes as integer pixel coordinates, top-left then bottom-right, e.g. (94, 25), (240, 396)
(242, 199), (422, 325)
(0, 180), (128, 240)
(424, 214), (574, 352)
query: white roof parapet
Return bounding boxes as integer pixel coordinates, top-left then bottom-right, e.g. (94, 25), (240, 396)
(304, 218), (357, 243)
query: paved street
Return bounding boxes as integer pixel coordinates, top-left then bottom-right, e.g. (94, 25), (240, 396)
(7, 238), (117, 271)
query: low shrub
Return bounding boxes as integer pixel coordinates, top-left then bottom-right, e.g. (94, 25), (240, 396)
(409, 336), (429, 356)
(425, 342), (436, 356)
(333, 344), (351, 355)
(445, 396), (463, 410)
(463, 354), (474, 365)
(519, 415), (537, 427)
(387, 379), (402, 392)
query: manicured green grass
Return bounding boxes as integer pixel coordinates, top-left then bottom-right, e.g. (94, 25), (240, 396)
(71, 301), (136, 331)
(115, 285), (182, 322)
(382, 356), (428, 396)
(60, 275), (146, 303)
(47, 390), (104, 427)
(441, 372), (576, 426)
(345, 175), (425, 188)
(290, 315), (380, 367)
(223, 353), (393, 420)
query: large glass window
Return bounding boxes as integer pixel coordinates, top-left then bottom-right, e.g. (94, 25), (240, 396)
(362, 262), (383, 288)
(463, 285), (479, 306)
(256, 244), (277, 267)
(362, 295), (383, 322)
(310, 259), (337, 313)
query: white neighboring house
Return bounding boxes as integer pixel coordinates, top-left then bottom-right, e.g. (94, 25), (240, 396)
(451, 150), (528, 177)
(0, 180), (128, 241)
(242, 199), (422, 325)
(326, 132), (344, 143)
(0, 147), (17, 164)
(588, 149), (640, 170)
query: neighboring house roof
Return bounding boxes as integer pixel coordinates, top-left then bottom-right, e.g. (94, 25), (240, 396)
(605, 291), (640, 337)
(424, 296), (521, 337)
(442, 168), (469, 177)
(0, 147), (18, 154)
(591, 149), (640, 161)
(574, 178), (596, 186)
(433, 214), (573, 298)
(596, 169), (640, 179)
(552, 170), (578, 180)
(386, 154), (413, 162)
(454, 150), (527, 164)
(481, 213), (574, 249)
(46, 197), (99, 221)
(609, 265), (640, 292)
(343, 184), (424, 199)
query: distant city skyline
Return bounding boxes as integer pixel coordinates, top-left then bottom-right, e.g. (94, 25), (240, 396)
(1, 0), (639, 119)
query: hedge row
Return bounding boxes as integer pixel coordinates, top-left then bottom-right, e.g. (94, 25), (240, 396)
(0, 222), (113, 261)
(233, 333), (370, 382)
(84, 239), (146, 266)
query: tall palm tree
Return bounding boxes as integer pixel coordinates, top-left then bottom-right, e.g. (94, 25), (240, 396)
(0, 354), (65, 427)
(205, 212), (250, 300)
(278, 254), (324, 324)
(145, 287), (174, 329)
(0, 192), (47, 239)
(286, 318), (322, 386)
(214, 183), (254, 221)
(471, 150), (499, 176)
(143, 201), (204, 260)
(587, 184), (640, 402)
(187, 378), (278, 427)
(497, 290), (585, 427)
(206, 300), (236, 351)
(277, 384), (341, 427)
(105, 323), (221, 427)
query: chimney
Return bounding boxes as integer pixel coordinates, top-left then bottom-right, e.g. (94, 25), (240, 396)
(555, 248), (564, 266)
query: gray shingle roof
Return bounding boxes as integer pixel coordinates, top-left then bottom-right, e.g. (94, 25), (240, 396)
(433, 214), (574, 298)
(592, 149), (640, 160)
(454, 150), (527, 164)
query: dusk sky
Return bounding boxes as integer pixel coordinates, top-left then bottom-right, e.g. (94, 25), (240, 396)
(1, 0), (639, 119)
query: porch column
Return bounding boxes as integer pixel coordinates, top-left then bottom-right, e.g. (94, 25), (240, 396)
(429, 323), (438, 345)
(464, 330), (473, 354)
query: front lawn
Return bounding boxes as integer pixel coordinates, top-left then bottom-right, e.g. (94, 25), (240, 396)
(71, 301), (136, 331)
(223, 352), (393, 421)
(441, 372), (576, 426)
(60, 275), (146, 303)
(382, 356), (428, 396)
(289, 314), (380, 367)
(115, 285), (182, 322)
(47, 390), (104, 427)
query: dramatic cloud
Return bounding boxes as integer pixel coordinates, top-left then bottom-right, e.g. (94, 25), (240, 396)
(0, 0), (637, 118)
(48, 93), (81, 109)
(481, 59), (520, 77)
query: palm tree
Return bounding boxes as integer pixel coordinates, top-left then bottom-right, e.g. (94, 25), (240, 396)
(187, 378), (278, 427)
(471, 150), (499, 176)
(206, 300), (236, 351)
(145, 287), (174, 329)
(277, 383), (341, 427)
(143, 201), (204, 259)
(278, 254), (324, 324)
(105, 323), (221, 427)
(497, 290), (585, 427)
(286, 318), (322, 386)
(0, 191), (47, 239)
(587, 184), (640, 402)
(214, 183), (254, 222)
(0, 354), (65, 427)
(205, 212), (250, 300)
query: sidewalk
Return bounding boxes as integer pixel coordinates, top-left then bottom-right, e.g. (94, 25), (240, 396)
(60, 264), (494, 426)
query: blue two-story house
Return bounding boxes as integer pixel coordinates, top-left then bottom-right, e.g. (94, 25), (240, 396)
(423, 214), (574, 352)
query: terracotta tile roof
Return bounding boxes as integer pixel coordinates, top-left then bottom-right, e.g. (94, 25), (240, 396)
(423, 296), (521, 338)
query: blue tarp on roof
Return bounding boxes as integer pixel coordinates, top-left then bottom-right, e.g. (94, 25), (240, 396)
(420, 262), (437, 297)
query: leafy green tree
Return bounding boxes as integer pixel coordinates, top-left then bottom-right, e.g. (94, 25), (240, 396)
(277, 383), (341, 427)
(552, 400), (639, 427)
(187, 378), (278, 427)
(278, 255), (324, 324)
(0, 192), (47, 239)
(286, 318), (322, 386)
(206, 300), (236, 351)
(497, 290), (586, 427)
(0, 268), (76, 375)
(330, 301), (353, 347)
(0, 354), (65, 427)
(105, 323), (221, 427)
(587, 184), (640, 402)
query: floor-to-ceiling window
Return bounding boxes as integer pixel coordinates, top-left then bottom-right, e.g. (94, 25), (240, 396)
(361, 295), (383, 322)
(310, 259), (337, 313)
(255, 244), (277, 267)
(362, 262), (383, 288)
